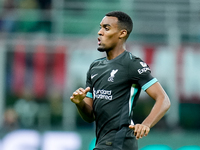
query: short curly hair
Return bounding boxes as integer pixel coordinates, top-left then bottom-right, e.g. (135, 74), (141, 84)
(106, 11), (133, 39)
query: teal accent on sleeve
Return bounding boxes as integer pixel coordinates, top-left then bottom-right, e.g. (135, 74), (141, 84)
(86, 92), (93, 98)
(129, 86), (138, 116)
(142, 78), (158, 91)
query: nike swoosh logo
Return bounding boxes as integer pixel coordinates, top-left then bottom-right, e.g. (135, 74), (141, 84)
(91, 74), (98, 79)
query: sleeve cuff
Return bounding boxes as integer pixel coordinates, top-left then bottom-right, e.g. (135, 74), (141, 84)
(86, 92), (93, 99)
(142, 78), (158, 91)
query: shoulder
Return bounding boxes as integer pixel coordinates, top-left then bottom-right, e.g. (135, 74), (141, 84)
(125, 51), (152, 75)
(124, 51), (143, 65)
(89, 57), (106, 68)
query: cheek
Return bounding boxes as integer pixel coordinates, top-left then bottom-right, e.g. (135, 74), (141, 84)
(105, 33), (118, 43)
(106, 36), (118, 46)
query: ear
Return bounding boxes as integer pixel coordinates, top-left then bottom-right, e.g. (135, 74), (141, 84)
(119, 29), (128, 39)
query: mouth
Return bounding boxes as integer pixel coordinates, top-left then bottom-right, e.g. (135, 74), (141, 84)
(98, 38), (101, 45)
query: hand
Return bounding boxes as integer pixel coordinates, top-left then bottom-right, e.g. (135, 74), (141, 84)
(129, 124), (150, 140)
(70, 87), (90, 104)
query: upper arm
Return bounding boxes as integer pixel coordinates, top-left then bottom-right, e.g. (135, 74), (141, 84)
(145, 82), (170, 103)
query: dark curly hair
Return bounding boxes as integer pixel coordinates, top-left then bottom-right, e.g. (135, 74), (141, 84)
(106, 11), (133, 39)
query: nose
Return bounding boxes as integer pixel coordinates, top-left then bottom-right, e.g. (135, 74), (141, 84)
(98, 28), (103, 36)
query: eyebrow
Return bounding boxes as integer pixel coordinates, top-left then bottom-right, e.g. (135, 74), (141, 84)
(100, 24), (111, 27)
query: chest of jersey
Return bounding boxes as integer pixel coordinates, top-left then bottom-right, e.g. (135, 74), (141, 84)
(90, 62), (130, 88)
(90, 61), (133, 102)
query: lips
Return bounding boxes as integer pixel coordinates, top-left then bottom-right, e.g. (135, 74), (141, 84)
(98, 38), (101, 45)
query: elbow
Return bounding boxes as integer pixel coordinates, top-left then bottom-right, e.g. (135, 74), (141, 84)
(158, 94), (171, 112)
(164, 96), (171, 112)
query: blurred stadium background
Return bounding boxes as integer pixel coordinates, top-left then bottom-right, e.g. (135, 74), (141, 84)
(0, 0), (200, 150)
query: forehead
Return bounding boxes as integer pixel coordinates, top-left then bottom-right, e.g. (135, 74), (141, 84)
(100, 16), (119, 27)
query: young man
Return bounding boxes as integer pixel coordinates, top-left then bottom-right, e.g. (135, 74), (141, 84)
(70, 11), (171, 150)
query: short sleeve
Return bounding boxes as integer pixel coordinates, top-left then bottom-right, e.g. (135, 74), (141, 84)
(129, 57), (157, 91)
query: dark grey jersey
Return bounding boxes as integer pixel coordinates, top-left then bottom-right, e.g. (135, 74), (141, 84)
(86, 50), (157, 150)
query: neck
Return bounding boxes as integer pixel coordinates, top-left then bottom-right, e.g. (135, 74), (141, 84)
(106, 44), (126, 60)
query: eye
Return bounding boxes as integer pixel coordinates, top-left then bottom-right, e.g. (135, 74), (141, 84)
(105, 27), (109, 31)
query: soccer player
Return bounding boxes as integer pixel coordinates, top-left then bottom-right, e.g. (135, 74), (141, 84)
(70, 11), (171, 150)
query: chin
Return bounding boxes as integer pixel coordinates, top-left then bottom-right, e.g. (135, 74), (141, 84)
(97, 46), (111, 52)
(97, 47), (106, 52)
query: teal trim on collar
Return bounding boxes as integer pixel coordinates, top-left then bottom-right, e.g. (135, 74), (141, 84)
(142, 78), (158, 91)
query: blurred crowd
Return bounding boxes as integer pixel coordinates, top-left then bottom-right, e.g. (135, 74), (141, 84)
(0, 0), (52, 33)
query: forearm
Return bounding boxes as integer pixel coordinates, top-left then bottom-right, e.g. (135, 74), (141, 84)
(70, 87), (94, 123)
(142, 96), (170, 128)
(76, 100), (95, 123)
